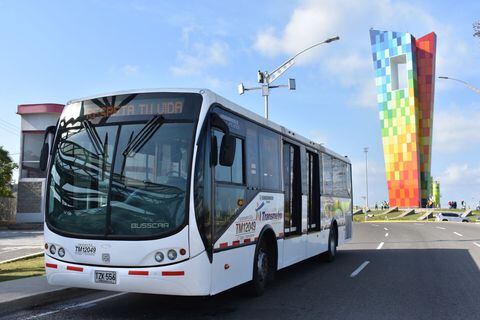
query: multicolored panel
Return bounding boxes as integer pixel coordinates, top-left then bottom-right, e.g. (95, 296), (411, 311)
(415, 33), (437, 207)
(369, 30), (421, 208)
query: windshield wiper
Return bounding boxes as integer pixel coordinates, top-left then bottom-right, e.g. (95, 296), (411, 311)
(82, 119), (105, 156)
(119, 115), (164, 178)
(122, 115), (164, 157)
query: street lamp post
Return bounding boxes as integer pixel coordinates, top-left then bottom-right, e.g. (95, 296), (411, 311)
(238, 36), (340, 119)
(364, 147), (369, 214)
(438, 76), (480, 94)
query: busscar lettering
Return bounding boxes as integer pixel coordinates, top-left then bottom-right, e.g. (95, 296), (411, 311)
(235, 221), (256, 234)
(130, 222), (169, 229)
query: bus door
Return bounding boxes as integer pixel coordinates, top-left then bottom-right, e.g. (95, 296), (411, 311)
(282, 141), (306, 266)
(306, 150), (323, 256)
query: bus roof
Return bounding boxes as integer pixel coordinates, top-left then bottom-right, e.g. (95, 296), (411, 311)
(67, 88), (350, 164)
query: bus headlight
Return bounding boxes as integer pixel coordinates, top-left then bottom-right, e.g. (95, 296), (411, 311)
(155, 252), (164, 262)
(58, 247), (65, 257)
(49, 244), (56, 255)
(167, 249), (177, 260)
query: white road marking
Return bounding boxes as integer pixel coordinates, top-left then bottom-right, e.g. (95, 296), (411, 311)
(385, 233), (389, 237)
(350, 261), (370, 278)
(414, 223), (423, 225)
(453, 232), (464, 237)
(383, 227), (389, 231)
(377, 242), (384, 250)
(436, 226), (446, 230)
(473, 242), (480, 248)
(25, 292), (128, 319)
(372, 224), (379, 227)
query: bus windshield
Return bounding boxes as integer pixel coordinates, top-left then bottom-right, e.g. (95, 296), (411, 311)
(46, 92), (202, 238)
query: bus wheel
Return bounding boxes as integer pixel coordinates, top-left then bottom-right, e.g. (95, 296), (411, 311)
(251, 240), (271, 296)
(324, 228), (337, 262)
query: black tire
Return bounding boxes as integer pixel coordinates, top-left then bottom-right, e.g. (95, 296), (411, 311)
(251, 239), (272, 296)
(324, 227), (337, 262)
(462, 220), (468, 223)
(442, 219), (448, 221)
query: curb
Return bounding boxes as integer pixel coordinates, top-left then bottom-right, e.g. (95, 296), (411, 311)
(0, 287), (93, 317)
(0, 252), (43, 265)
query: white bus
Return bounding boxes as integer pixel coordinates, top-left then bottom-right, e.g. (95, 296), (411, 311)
(41, 89), (352, 296)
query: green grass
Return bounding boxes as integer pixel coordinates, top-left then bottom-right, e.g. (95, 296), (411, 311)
(353, 209), (437, 222)
(0, 255), (45, 282)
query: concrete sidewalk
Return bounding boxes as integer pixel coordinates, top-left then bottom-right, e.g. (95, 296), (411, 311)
(0, 276), (89, 316)
(0, 229), (43, 263)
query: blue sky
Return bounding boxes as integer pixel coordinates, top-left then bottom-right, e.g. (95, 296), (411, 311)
(0, 0), (479, 207)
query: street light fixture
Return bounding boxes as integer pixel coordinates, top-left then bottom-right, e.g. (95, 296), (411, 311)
(438, 76), (480, 94)
(238, 36), (340, 119)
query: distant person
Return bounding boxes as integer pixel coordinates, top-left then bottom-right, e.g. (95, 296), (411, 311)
(375, 203), (378, 210)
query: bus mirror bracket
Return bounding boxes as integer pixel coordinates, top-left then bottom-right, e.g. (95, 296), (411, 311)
(39, 125), (56, 171)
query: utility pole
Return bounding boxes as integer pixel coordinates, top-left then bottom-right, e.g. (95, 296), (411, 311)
(364, 147), (369, 213)
(238, 36), (340, 119)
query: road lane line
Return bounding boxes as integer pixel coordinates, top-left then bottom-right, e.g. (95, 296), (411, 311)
(385, 233), (389, 237)
(383, 227), (389, 231)
(372, 224), (379, 227)
(350, 261), (370, 278)
(453, 232), (464, 237)
(473, 242), (480, 248)
(377, 242), (384, 250)
(25, 292), (128, 319)
(436, 226), (446, 230)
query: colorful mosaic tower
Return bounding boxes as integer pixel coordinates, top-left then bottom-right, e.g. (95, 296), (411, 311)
(369, 30), (436, 208)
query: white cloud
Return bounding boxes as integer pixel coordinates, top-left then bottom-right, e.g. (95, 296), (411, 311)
(309, 129), (328, 144)
(433, 109), (480, 153)
(120, 65), (139, 76)
(351, 158), (388, 206)
(171, 41), (228, 76)
(437, 163), (480, 205)
(438, 164), (480, 185)
(253, 0), (479, 107)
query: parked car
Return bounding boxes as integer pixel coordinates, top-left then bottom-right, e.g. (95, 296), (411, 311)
(436, 212), (469, 223)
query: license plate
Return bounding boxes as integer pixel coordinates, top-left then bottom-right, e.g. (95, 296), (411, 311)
(94, 270), (117, 284)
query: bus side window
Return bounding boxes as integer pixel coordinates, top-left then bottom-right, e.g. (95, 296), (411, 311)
(212, 129), (246, 239)
(259, 128), (281, 191)
(246, 124), (259, 190)
(322, 154), (333, 195)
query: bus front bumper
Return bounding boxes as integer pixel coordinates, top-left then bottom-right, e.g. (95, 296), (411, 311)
(45, 252), (211, 296)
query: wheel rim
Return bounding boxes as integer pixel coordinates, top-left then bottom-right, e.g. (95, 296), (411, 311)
(257, 248), (269, 284)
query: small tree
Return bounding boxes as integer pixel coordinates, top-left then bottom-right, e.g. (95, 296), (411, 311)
(474, 21), (480, 38)
(0, 147), (17, 197)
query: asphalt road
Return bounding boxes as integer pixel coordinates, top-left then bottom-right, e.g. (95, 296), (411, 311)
(4, 222), (480, 320)
(0, 230), (43, 263)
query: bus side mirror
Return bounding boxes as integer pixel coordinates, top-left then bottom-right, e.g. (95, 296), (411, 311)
(39, 143), (49, 171)
(219, 134), (236, 167)
(39, 125), (56, 171)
